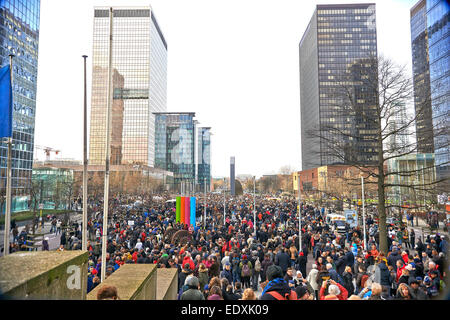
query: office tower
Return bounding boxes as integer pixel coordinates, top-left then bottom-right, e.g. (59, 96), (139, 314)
(230, 156), (235, 196)
(0, 0), (40, 212)
(410, 0), (449, 182)
(299, 3), (378, 170)
(154, 112), (196, 188)
(197, 127), (211, 192)
(410, 0), (434, 154)
(89, 6), (167, 167)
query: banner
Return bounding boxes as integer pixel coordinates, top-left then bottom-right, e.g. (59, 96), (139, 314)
(180, 197), (185, 224)
(0, 64), (13, 138)
(190, 197), (196, 227)
(176, 197), (181, 222)
(185, 197), (190, 226)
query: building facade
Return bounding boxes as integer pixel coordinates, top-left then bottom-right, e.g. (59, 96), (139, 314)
(426, 0), (449, 183)
(31, 166), (74, 210)
(0, 0), (40, 213)
(386, 153), (436, 209)
(197, 127), (211, 192)
(410, 0), (449, 184)
(89, 6), (167, 167)
(410, 0), (434, 154)
(299, 3), (378, 170)
(154, 112), (196, 189)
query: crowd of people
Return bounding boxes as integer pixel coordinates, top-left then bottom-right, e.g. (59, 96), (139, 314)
(6, 191), (447, 301)
(73, 192), (448, 300)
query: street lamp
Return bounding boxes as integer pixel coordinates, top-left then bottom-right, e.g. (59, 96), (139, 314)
(297, 173), (302, 252)
(223, 178), (226, 225)
(361, 173), (367, 250)
(204, 177), (207, 230)
(253, 176), (256, 237)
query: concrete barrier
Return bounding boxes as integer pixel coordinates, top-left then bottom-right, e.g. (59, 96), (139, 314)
(87, 264), (157, 300)
(0, 251), (88, 299)
(157, 268), (178, 300)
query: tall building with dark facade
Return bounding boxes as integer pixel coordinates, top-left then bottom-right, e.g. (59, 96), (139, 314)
(410, 0), (449, 182)
(299, 3), (378, 170)
(89, 6), (167, 167)
(0, 0), (40, 212)
(197, 127), (211, 192)
(154, 112), (196, 189)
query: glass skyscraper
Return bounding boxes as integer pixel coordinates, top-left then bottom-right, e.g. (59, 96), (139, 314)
(299, 3), (378, 170)
(89, 6), (167, 167)
(410, 0), (434, 154)
(410, 0), (449, 182)
(154, 113), (196, 188)
(0, 0), (40, 212)
(197, 127), (211, 191)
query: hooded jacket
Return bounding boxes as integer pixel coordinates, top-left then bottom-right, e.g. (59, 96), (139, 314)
(260, 278), (297, 300)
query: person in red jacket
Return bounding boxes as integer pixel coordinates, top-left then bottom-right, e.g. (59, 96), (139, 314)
(396, 259), (406, 283)
(183, 252), (195, 271)
(319, 279), (348, 300)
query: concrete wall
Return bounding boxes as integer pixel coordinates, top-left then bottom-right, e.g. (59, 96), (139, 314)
(0, 251), (88, 299)
(157, 268), (178, 300)
(87, 264), (157, 300)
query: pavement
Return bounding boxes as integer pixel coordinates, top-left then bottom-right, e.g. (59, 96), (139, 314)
(0, 212), (83, 257)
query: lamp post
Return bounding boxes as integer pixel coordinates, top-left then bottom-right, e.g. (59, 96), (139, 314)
(253, 176), (256, 237)
(82, 54), (88, 251)
(204, 178), (207, 229)
(361, 173), (367, 250)
(298, 173), (302, 252)
(223, 178), (226, 225)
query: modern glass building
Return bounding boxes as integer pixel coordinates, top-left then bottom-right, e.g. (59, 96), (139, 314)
(89, 6), (167, 167)
(299, 3), (378, 171)
(426, 0), (449, 182)
(154, 113), (196, 189)
(410, 0), (449, 183)
(197, 127), (211, 192)
(31, 166), (74, 210)
(0, 0), (40, 213)
(410, 0), (434, 154)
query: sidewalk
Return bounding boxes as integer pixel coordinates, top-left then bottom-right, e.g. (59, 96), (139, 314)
(405, 216), (449, 241)
(0, 213), (83, 257)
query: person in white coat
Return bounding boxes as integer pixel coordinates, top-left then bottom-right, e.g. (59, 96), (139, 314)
(306, 263), (319, 300)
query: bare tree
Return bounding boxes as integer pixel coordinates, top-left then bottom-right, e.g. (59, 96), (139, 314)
(307, 55), (448, 254)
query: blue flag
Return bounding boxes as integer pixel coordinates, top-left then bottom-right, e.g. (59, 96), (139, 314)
(0, 65), (13, 138)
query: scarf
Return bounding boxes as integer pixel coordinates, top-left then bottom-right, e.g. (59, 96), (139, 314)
(261, 277), (286, 297)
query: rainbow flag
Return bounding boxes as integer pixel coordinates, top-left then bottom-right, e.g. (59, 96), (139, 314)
(190, 197), (196, 227)
(185, 197), (190, 226)
(176, 197), (181, 222)
(180, 197), (185, 224)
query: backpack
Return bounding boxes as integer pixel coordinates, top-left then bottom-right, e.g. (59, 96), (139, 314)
(241, 262), (252, 277)
(267, 290), (298, 300)
(255, 258), (261, 272)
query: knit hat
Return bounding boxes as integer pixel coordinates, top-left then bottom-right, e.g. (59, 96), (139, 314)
(266, 265), (283, 281)
(185, 275), (199, 288)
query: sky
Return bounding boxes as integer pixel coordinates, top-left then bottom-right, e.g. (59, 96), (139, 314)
(34, 0), (418, 178)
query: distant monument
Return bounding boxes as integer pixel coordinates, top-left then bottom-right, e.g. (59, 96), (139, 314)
(230, 156), (235, 196)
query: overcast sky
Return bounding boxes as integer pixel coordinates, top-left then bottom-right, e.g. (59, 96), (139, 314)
(34, 0), (418, 178)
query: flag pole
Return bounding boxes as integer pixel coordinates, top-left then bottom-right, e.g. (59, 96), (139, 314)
(101, 7), (113, 282)
(82, 55), (88, 251)
(3, 54), (14, 256)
